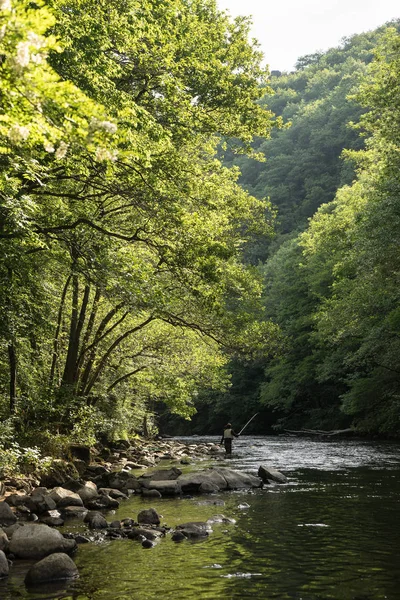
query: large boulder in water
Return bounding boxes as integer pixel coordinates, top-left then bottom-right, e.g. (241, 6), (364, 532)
(213, 468), (263, 489)
(9, 524), (77, 559)
(258, 465), (288, 484)
(143, 480), (180, 496)
(177, 470), (228, 493)
(177, 468), (262, 493)
(25, 553), (78, 585)
(0, 550), (9, 578)
(137, 508), (160, 526)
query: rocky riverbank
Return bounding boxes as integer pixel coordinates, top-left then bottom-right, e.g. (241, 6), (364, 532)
(0, 437), (287, 587)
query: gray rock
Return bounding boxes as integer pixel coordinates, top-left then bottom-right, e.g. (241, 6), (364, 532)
(127, 528), (160, 541)
(24, 552), (78, 585)
(177, 470), (228, 493)
(107, 472), (141, 493)
(0, 549), (9, 578)
(26, 494), (57, 514)
(139, 467), (182, 483)
(258, 465), (288, 484)
(213, 468), (263, 490)
(144, 480), (180, 496)
(61, 506), (88, 519)
(5, 494), (30, 507)
(84, 511), (108, 529)
(86, 494), (119, 510)
(77, 482), (98, 504)
(39, 516), (65, 527)
(98, 488), (128, 500)
(175, 522), (210, 539)
(137, 508), (160, 526)
(142, 489), (162, 498)
(199, 481), (220, 493)
(49, 487), (83, 508)
(9, 524), (76, 559)
(0, 527), (9, 552)
(0, 501), (17, 525)
(2, 523), (22, 538)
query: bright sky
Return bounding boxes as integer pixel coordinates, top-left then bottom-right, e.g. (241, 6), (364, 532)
(217, 0), (399, 71)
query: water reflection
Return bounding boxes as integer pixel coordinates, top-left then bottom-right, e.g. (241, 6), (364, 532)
(1, 436), (400, 599)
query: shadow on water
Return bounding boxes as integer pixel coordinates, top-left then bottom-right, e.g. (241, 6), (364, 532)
(1, 436), (400, 599)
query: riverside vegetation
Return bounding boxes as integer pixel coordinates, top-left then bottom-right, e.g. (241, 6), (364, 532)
(1, 1), (400, 482)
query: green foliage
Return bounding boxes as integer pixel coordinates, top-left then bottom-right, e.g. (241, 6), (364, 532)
(0, 0), (280, 450)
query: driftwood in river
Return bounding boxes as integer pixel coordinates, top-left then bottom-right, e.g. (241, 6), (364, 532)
(284, 428), (354, 437)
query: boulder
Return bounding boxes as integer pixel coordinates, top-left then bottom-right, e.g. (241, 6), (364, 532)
(175, 522), (210, 539)
(142, 489), (162, 499)
(140, 467), (182, 482)
(9, 524), (76, 559)
(0, 527), (9, 552)
(76, 482), (99, 504)
(0, 550), (9, 578)
(26, 493), (57, 514)
(177, 470), (228, 493)
(144, 480), (180, 496)
(84, 511), (108, 529)
(49, 487), (83, 508)
(137, 508), (160, 526)
(40, 460), (79, 488)
(61, 506), (88, 519)
(127, 528), (160, 541)
(25, 552), (78, 585)
(213, 468), (263, 490)
(5, 493), (30, 507)
(86, 494), (119, 510)
(258, 466), (288, 484)
(39, 516), (65, 527)
(0, 501), (17, 525)
(107, 472), (141, 493)
(98, 488), (128, 500)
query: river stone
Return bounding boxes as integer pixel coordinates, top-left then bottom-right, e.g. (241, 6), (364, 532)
(175, 522), (210, 539)
(9, 524), (76, 559)
(0, 527), (9, 552)
(142, 489), (162, 498)
(77, 482), (98, 504)
(39, 516), (65, 527)
(61, 506), (88, 519)
(5, 493), (30, 507)
(26, 493), (57, 514)
(139, 466), (182, 484)
(0, 550), (9, 578)
(145, 480), (180, 496)
(127, 527), (159, 541)
(84, 511), (108, 529)
(213, 468), (263, 490)
(177, 470), (228, 493)
(137, 508), (160, 526)
(24, 552), (78, 585)
(98, 488), (128, 500)
(0, 501), (17, 525)
(49, 488), (83, 508)
(107, 472), (141, 493)
(258, 466), (288, 484)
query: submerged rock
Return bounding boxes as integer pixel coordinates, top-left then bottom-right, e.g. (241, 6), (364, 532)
(24, 552), (78, 585)
(257, 466), (288, 484)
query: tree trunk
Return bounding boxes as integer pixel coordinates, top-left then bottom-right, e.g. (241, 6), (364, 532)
(8, 342), (17, 413)
(49, 275), (71, 387)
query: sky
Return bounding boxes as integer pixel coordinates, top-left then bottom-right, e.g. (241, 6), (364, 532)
(217, 0), (399, 71)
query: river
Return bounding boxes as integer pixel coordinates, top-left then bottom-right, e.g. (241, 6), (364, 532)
(1, 435), (400, 600)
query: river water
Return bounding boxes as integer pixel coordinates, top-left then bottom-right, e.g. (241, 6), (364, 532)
(2, 435), (400, 600)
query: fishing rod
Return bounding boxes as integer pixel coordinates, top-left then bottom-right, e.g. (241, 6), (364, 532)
(238, 412), (258, 435)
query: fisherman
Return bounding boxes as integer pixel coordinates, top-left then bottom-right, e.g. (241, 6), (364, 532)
(220, 423), (239, 455)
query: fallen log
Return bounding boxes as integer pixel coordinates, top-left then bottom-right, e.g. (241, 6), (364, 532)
(284, 428), (354, 437)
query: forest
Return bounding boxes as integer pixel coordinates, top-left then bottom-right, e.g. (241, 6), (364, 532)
(1, 0), (400, 474)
